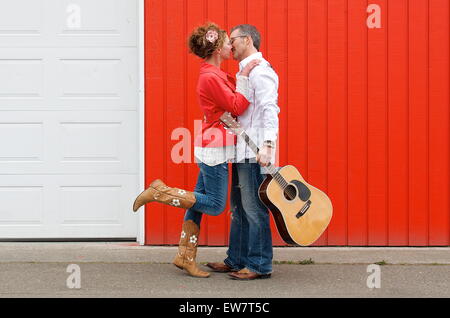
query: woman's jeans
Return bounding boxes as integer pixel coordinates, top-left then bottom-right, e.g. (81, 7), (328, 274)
(184, 162), (229, 226)
(224, 161), (273, 275)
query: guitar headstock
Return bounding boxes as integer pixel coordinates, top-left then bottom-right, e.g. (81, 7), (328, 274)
(219, 112), (242, 133)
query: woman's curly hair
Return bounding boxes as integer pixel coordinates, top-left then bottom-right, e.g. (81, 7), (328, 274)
(188, 22), (227, 59)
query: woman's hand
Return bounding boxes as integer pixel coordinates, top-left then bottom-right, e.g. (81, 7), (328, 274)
(240, 59), (261, 77)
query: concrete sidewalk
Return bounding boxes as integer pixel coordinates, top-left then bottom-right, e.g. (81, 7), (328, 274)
(1, 242), (449, 264)
(0, 242), (449, 298)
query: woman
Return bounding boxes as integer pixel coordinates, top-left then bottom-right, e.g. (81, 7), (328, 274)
(132, 22), (259, 278)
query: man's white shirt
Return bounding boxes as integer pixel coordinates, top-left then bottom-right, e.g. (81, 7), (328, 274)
(236, 52), (280, 165)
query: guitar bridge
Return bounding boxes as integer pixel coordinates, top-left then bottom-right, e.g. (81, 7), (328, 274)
(296, 200), (312, 218)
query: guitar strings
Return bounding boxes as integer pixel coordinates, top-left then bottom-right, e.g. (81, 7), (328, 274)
(245, 133), (297, 200)
(268, 164), (297, 200)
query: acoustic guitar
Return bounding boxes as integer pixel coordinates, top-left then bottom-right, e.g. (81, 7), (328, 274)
(220, 112), (333, 246)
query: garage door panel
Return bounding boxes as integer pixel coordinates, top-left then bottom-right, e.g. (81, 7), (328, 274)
(0, 58), (44, 99)
(57, 174), (138, 238)
(0, 111), (137, 175)
(0, 174), (138, 238)
(0, 0), (44, 43)
(57, 113), (138, 174)
(60, 122), (123, 162)
(0, 0), (137, 47)
(55, 48), (138, 109)
(0, 186), (45, 225)
(54, 0), (137, 47)
(59, 59), (122, 99)
(0, 48), (137, 110)
(0, 122), (44, 162)
(0, 176), (56, 237)
(60, 185), (122, 225)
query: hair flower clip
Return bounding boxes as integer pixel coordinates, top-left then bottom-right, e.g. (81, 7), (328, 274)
(205, 30), (219, 43)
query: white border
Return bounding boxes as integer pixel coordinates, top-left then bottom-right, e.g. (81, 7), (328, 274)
(137, 0), (146, 245)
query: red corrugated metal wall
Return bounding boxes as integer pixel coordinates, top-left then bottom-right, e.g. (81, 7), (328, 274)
(144, 0), (450, 246)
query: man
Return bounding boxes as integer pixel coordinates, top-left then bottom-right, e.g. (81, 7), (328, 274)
(207, 24), (280, 280)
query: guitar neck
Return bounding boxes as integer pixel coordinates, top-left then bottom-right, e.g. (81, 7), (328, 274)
(239, 131), (282, 181)
(241, 131), (260, 157)
(220, 112), (288, 189)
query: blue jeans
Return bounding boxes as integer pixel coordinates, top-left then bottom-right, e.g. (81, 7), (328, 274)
(184, 162), (229, 226)
(224, 161), (273, 275)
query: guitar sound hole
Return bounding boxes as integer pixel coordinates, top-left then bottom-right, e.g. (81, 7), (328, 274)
(283, 184), (297, 201)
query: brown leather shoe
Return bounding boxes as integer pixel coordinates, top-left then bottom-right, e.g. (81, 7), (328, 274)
(228, 268), (271, 280)
(206, 262), (238, 273)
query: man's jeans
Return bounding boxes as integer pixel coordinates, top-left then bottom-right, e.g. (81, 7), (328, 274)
(184, 162), (229, 226)
(224, 161), (273, 275)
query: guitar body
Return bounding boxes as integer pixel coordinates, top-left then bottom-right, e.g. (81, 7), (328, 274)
(259, 165), (333, 246)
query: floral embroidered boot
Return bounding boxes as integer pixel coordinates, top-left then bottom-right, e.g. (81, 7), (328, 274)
(173, 220), (210, 278)
(132, 179), (196, 212)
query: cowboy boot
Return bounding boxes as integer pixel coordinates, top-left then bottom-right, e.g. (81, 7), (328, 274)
(172, 220), (210, 278)
(132, 179), (196, 212)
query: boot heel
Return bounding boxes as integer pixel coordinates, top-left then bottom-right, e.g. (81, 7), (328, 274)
(173, 263), (184, 270)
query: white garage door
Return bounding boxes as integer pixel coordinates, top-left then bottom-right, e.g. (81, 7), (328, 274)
(0, 0), (141, 239)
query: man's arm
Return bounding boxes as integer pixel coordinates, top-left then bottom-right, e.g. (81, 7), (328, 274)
(251, 67), (280, 166)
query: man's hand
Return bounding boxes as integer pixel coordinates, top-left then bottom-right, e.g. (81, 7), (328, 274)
(256, 145), (273, 167)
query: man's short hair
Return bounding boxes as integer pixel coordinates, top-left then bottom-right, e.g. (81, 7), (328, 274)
(231, 24), (261, 51)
